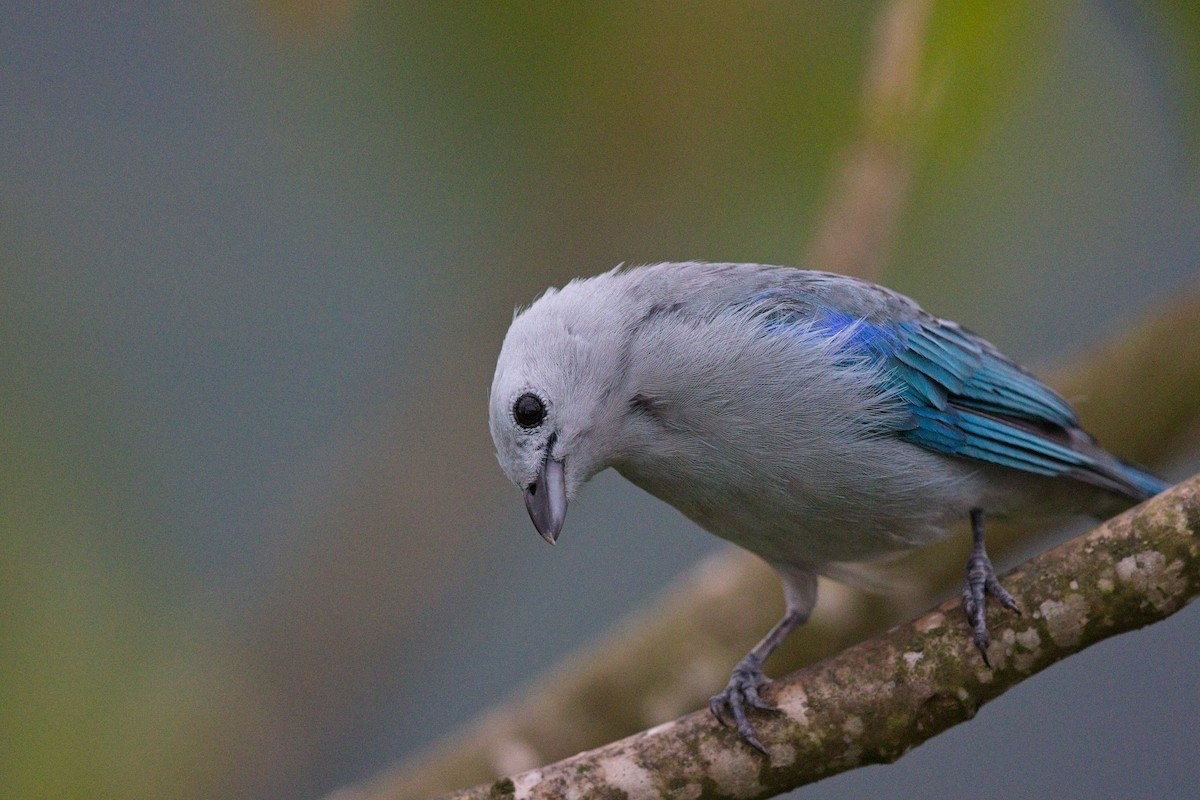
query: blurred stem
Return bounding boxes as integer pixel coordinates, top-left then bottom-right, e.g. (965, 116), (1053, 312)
(331, 288), (1200, 800)
(441, 474), (1200, 800)
(804, 0), (932, 280)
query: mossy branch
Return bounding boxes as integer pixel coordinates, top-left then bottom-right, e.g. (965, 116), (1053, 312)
(438, 474), (1200, 800)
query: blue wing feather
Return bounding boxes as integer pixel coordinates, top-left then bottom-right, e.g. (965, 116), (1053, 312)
(847, 315), (1090, 475)
(749, 288), (1164, 499)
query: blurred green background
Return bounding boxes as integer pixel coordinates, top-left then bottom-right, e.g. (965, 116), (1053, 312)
(3, 2), (1198, 798)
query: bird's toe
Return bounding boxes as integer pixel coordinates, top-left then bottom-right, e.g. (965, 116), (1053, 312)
(709, 659), (776, 755)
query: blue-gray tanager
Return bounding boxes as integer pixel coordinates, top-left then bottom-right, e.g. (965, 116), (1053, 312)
(488, 262), (1165, 753)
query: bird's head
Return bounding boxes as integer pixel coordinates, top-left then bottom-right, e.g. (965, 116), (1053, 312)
(489, 279), (628, 544)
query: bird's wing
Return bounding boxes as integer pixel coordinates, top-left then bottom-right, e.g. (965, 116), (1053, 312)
(745, 276), (1162, 498)
(854, 314), (1083, 474)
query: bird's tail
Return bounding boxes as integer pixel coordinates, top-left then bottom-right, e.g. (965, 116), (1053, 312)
(1115, 459), (1170, 500)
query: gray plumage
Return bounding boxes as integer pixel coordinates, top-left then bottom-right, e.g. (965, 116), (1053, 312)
(489, 261), (1164, 752)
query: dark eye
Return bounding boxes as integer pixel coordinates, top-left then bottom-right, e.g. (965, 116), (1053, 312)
(513, 393), (546, 429)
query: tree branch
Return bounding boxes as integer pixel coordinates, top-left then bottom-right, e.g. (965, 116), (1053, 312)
(437, 474), (1200, 800)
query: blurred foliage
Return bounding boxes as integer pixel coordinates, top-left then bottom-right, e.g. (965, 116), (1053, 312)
(2, 251), (162, 797)
(1154, 0), (1200, 157)
(3, 2), (1198, 800)
(284, 3), (879, 277)
(916, 1), (1061, 182)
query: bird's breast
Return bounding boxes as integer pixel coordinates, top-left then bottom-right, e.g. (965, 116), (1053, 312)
(613, 434), (983, 566)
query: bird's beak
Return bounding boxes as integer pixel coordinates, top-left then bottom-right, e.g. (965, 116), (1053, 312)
(524, 457), (567, 544)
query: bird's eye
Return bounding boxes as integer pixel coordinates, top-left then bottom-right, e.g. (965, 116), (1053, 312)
(513, 393), (546, 429)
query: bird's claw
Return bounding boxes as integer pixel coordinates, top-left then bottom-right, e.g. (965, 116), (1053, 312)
(962, 547), (1020, 666)
(708, 655), (777, 754)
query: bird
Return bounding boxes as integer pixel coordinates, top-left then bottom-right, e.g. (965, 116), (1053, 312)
(488, 261), (1166, 754)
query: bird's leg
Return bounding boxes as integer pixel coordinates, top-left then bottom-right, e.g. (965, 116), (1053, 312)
(708, 608), (807, 754)
(962, 507), (1020, 665)
(709, 566), (815, 755)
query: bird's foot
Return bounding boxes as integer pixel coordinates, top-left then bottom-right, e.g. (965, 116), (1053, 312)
(962, 545), (1020, 666)
(708, 654), (778, 754)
